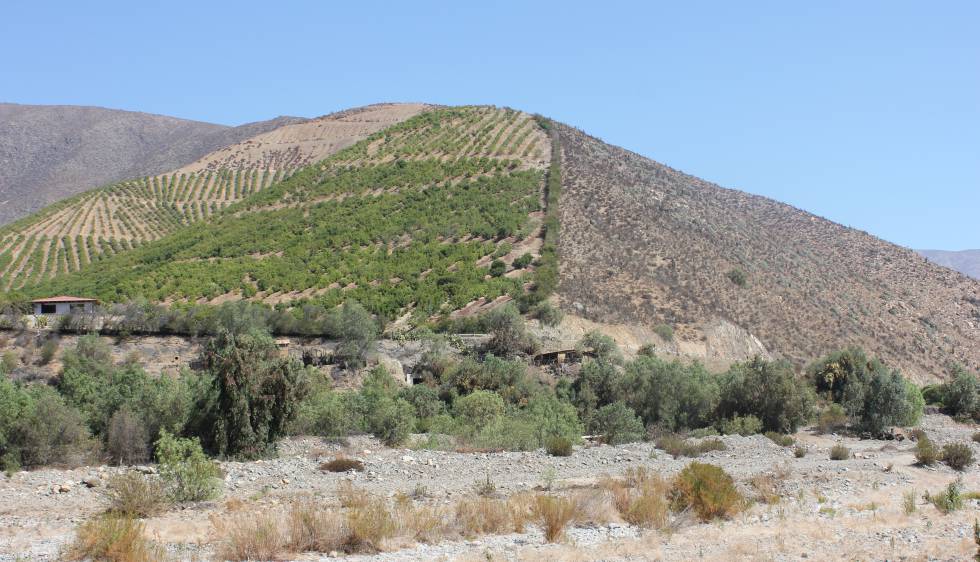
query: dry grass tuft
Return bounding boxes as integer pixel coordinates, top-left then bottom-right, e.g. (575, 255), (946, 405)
(533, 494), (580, 543)
(345, 496), (396, 553)
(750, 473), (781, 504)
(212, 511), (287, 561)
(287, 500), (347, 553)
(105, 473), (170, 517)
(602, 468), (670, 528)
(829, 443), (851, 460)
(65, 514), (167, 562)
(456, 497), (512, 537)
(337, 480), (369, 509)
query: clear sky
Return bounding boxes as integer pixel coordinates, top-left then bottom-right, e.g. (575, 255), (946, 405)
(2, 1), (977, 249)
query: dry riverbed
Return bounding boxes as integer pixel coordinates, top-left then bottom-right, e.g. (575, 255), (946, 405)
(1, 414), (977, 561)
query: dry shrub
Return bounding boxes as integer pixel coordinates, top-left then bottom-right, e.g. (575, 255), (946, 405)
(656, 435), (726, 458)
(213, 511), (286, 561)
(105, 473), (170, 517)
(65, 514), (166, 562)
(287, 500), (347, 553)
(765, 432), (795, 447)
(456, 497), (512, 537)
(320, 456), (364, 473)
(915, 437), (939, 465)
(393, 500), (453, 543)
(570, 489), (614, 526)
(671, 462), (743, 522)
(506, 492), (537, 532)
(533, 495), (580, 543)
(829, 443), (851, 460)
(604, 468), (669, 528)
(750, 473), (780, 504)
(337, 480), (369, 509)
(345, 496), (395, 553)
(941, 442), (975, 471)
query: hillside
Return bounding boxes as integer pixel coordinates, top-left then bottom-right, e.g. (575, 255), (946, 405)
(26, 106), (552, 317)
(554, 122), (980, 380)
(0, 103), (305, 225)
(918, 249), (980, 279)
(4, 104), (977, 380)
(0, 104), (430, 290)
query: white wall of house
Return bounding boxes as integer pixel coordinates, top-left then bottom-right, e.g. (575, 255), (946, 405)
(32, 302), (95, 315)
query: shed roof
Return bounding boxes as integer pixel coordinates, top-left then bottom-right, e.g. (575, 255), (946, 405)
(31, 296), (99, 304)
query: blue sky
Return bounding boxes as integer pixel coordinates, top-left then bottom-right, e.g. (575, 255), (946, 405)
(2, 1), (977, 249)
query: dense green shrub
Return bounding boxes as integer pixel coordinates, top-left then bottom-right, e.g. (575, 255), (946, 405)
(453, 390), (506, 429)
(440, 354), (539, 406)
(155, 430), (222, 502)
(817, 403), (848, 433)
(512, 253), (533, 269)
(484, 304), (539, 357)
(544, 435), (573, 457)
(353, 366), (415, 446)
(589, 402), (644, 445)
(328, 300), (378, 370)
(671, 462), (743, 521)
(57, 335), (203, 453)
(938, 368), (979, 420)
(941, 442), (974, 471)
(290, 378), (353, 440)
(808, 348), (922, 436)
(488, 259), (506, 277)
(399, 384), (445, 431)
(195, 330), (309, 458)
(717, 357), (814, 433)
(0, 379), (94, 470)
(717, 415), (762, 436)
(621, 356), (719, 432)
(577, 331), (622, 363)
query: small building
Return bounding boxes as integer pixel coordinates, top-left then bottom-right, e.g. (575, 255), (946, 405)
(31, 296), (98, 316)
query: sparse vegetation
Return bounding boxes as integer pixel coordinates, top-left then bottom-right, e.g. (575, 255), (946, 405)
(154, 430), (222, 502)
(671, 462), (743, 522)
(65, 514), (165, 562)
(320, 457), (365, 473)
(914, 437), (939, 466)
(830, 443), (851, 460)
(941, 442), (975, 471)
(105, 473), (169, 518)
(656, 435), (726, 458)
(925, 479), (964, 514)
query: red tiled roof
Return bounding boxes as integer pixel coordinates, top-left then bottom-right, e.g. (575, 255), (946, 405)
(30, 296), (98, 303)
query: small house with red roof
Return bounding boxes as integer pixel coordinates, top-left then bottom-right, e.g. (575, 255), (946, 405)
(31, 296), (98, 316)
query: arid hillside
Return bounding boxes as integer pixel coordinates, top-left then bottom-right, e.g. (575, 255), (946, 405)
(0, 103), (305, 225)
(554, 123), (980, 381)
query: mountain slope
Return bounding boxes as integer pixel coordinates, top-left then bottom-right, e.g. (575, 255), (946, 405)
(554, 122), (980, 380)
(27, 106), (551, 317)
(0, 103), (306, 225)
(0, 104), (430, 290)
(918, 249), (980, 279)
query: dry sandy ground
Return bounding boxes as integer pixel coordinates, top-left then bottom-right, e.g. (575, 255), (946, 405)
(0, 414), (977, 561)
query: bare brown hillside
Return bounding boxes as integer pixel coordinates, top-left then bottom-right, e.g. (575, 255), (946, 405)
(555, 123), (980, 381)
(0, 103), (305, 225)
(173, 103), (432, 174)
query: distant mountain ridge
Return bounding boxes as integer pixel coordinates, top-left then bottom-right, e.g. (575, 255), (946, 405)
(0, 103), (306, 225)
(918, 249), (980, 279)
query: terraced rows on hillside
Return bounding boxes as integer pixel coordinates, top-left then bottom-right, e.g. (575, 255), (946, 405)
(0, 104), (434, 292)
(28, 107), (552, 318)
